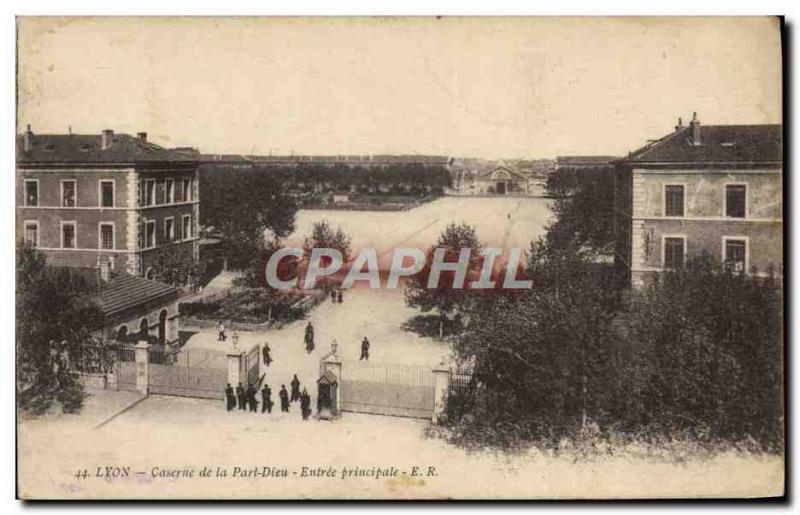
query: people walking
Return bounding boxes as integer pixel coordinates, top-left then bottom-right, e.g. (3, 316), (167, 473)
(290, 374), (301, 403)
(304, 322), (315, 353)
(261, 384), (272, 414)
(246, 384), (258, 413)
(225, 383), (235, 411)
(279, 385), (290, 412)
(218, 321), (227, 342)
(337, 289), (343, 304)
(360, 336), (370, 361)
(236, 382), (245, 410)
(300, 388), (311, 420)
(330, 289), (337, 303)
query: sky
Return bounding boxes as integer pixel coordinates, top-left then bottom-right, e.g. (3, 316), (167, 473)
(17, 17), (782, 159)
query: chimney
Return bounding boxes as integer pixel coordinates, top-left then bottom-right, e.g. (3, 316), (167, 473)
(689, 112), (701, 146)
(137, 132), (147, 142)
(99, 260), (111, 282)
(675, 117), (684, 132)
(23, 124), (33, 152)
(101, 129), (114, 150)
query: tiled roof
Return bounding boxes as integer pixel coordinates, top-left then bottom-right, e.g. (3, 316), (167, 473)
(17, 133), (198, 165)
(98, 274), (178, 317)
(477, 165), (528, 180)
(622, 124), (782, 164)
(555, 155), (619, 165)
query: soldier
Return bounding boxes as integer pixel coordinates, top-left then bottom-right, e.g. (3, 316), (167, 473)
(290, 374), (301, 403)
(337, 289), (343, 304)
(360, 337), (370, 361)
(304, 323), (315, 353)
(261, 384), (272, 414)
(236, 382), (246, 410)
(247, 384), (258, 413)
(330, 289), (337, 303)
(225, 383), (235, 412)
(279, 385), (290, 412)
(300, 388), (311, 420)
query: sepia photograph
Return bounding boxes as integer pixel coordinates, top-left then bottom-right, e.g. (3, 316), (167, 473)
(13, 15), (785, 500)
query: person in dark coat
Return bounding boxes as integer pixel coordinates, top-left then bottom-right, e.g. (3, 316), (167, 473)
(279, 385), (290, 412)
(225, 383), (235, 411)
(290, 374), (301, 403)
(300, 388), (311, 420)
(236, 382), (246, 410)
(261, 384), (272, 414)
(262, 343), (272, 366)
(360, 337), (370, 361)
(246, 384), (258, 413)
(337, 289), (343, 303)
(304, 323), (315, 352)
(330, 289), (337, 303)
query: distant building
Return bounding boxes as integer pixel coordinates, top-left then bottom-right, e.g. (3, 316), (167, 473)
(455, 165), (530, 195)
(614, 114), (783, 287)
(16, 127), (200, 281)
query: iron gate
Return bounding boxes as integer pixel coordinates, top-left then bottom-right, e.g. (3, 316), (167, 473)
(147, 348), (227, 400)
(339, 360), (434, 419)
(244, 346), (261, 387)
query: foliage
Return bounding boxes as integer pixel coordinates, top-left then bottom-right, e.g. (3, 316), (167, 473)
(179, 288), (309, 325)
(148, 242), (196, 286)
(546, 166), (616, 255)
(404, 223), (483, 337)
(200, 165), (298, 270)
(304, 220), (352, 264)
(444, 245), (782, 453)
(16, 244), (103, 414)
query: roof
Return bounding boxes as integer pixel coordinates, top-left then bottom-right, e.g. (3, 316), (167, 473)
(622, 124), (782, 165)
(17, 132), (198, 165)
(476, 165), (528, 181)
(556, 155), (618, 165)
(98, 274), (178, 317)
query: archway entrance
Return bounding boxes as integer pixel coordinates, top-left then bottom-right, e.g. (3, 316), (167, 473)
(139, 318), (149, 339)
(117, 325), (128, 342)
(496, 181), (506, 195)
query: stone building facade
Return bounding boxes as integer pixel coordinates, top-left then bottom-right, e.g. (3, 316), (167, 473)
(16, 127), (200, 281)
(614, 114), (783, 287)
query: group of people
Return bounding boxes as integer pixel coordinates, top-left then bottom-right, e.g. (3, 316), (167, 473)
(330, 289), (343, 304)
(224, 373), (312, 420)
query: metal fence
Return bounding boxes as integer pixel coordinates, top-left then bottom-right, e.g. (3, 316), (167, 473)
(339, 360), (435, 419)
(148, 349), (227, 400)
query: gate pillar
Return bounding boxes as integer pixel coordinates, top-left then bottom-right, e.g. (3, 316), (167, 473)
(134, 340), (150, 395)
(432, 362), (450, 423)
(227, 349), (245, 387)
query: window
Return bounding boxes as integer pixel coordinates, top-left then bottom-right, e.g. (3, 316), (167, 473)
(664, 185), (684, 217)
(725, 184), (747, 218)
(663, 237), (685, 269)
(144, 179), (156, 206)
(724, 238), (747, 273)
(61, 222), (76, 249)
(145, 220), (156, 249)
(100, 180), (114, 207)
(24, 221), (38, 247)
(182, 178), (193, 202)
(164, 217), (175, 242)
(61, 180), (76, 207)
(100, 223), (114, 250)
(24, 180), (38, 206)
(165, 179), (175, 204)
(182, 214), (192, 240)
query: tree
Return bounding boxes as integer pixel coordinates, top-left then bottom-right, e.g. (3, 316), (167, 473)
(16, 244), (104, 414)
(405, 223), (483, 338)
(148, 242), (195, 286)
(200, 164), (298, 271)
(304, 220), (352, 263)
